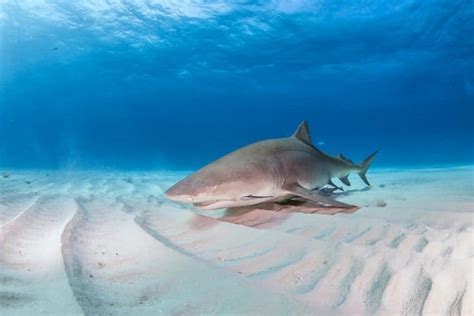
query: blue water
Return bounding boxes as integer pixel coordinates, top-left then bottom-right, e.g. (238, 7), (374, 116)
(1, 1), (473, 170)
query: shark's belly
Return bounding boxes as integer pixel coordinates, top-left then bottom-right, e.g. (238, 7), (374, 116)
(306, 177), (330, 190)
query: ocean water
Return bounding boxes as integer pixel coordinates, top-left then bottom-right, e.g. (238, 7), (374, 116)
(0, 1), (473, 171)
(1, 3), (474, 315)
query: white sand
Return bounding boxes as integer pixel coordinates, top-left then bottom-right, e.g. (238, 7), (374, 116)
(0, 167), (472, 315)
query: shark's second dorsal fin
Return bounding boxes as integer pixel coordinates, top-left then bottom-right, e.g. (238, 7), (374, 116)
(292, 120), (313, 145)
(338, 153), (354, 164)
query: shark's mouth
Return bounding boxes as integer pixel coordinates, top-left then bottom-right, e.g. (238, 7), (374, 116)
(193, 200), (219, 208)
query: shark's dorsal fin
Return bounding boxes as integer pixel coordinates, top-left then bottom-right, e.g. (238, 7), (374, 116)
(338, 153), (354, 164)
(292, 120), (313, 145)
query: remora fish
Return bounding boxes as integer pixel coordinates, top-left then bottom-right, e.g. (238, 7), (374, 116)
(166, 121), (377, 210)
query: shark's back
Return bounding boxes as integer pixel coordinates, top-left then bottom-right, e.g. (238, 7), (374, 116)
(191, 137), (325, 186)
(211, 137), (322, 167)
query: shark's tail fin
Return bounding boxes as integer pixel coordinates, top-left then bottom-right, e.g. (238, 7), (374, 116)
(358, 150), (378, 186)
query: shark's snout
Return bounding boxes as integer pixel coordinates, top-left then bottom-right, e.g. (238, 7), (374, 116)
(165, 185), (221, 209)
(165, 183), (195, 202)
(165, 180), (233, 209)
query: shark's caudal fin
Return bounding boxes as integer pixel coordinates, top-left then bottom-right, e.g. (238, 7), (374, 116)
(358, 150), (378, 186)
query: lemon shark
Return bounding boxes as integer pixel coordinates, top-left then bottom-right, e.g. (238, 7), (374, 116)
(166, 121), (377, 210)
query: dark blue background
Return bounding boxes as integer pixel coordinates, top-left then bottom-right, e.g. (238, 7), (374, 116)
(1, 1), (473, 170)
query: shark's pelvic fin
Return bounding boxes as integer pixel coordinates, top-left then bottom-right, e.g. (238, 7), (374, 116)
(358, 150), (378, 186)
(339, 176), (351, 186)
(283, 183), (356, 209)
(292, 120), (313, 145)
(328, 179), (343, 190)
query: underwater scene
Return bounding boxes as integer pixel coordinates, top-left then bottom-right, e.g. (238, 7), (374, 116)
(1, 1), (473, 315)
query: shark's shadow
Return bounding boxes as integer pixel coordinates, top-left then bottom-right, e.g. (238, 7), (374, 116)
(219, 197), (360, 229)
(189, 188), (368, 230)
(224, 199), (359, 216)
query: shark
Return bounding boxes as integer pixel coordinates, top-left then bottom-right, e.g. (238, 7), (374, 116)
(165, 121), (377, 210)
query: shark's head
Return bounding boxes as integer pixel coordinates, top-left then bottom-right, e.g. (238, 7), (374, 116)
(165, 165), (273, 210)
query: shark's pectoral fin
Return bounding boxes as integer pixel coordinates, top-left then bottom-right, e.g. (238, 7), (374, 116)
(283, 184), (356, 209)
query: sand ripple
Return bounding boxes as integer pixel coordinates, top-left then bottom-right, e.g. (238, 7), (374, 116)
(0, 168), (473, 315)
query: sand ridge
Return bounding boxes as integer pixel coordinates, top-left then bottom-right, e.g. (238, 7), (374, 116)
(0, 168), (473, 315)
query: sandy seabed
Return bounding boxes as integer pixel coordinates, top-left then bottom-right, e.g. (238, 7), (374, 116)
(0, 167), (473, 315)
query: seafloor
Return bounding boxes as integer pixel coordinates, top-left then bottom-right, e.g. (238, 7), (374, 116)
(0, 167), (472, 315)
